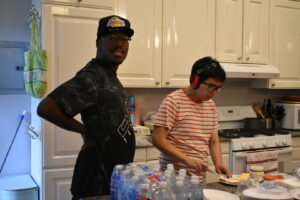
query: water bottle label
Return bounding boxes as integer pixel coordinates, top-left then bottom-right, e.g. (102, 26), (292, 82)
(146, 175), (160, 183)
(137, 194), (150, 200)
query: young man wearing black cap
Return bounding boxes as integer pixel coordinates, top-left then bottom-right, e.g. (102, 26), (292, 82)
(37, 15), (135, 199)
(153, 57), (232, 183)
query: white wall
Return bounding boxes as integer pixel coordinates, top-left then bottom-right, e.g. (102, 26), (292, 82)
(0, 0), (31, 42)
(0, 0), (32, 177)
(0, 95), (31, 177)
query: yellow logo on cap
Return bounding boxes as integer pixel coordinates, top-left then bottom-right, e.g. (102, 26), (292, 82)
(107, 17), (126, 28)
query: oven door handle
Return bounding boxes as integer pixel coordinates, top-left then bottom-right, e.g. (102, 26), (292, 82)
(235, 148), (293, 158)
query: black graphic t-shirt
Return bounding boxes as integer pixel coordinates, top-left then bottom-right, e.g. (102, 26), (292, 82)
(48, 59), (135, 197)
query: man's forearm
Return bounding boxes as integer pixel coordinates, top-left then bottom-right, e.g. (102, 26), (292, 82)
(152, 127), (190, 164)
(209, 139), (223, 167)
(37, 96), (86, 135)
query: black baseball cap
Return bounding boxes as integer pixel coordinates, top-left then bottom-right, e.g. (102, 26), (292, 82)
(97, 15), (134, 38)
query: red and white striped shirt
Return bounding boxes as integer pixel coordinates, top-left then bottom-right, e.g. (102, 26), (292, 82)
(154, 89), (219, 182)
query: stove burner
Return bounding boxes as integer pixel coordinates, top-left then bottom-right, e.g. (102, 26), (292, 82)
(219, 129), (240, 138)
(218, 128), (289, 138)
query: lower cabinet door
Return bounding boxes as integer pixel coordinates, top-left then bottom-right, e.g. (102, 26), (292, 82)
(134, 147), (147, 162)
(44, 168), (74, 200)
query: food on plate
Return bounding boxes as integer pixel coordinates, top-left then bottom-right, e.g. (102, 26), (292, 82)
(236, 173), (250, 181)
(219, 173), (250, 185)
(219, 176), (240, 185)
(263, 174), (285, 181)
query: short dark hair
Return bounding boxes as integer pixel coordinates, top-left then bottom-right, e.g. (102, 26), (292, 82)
(190, 56), (226, 89)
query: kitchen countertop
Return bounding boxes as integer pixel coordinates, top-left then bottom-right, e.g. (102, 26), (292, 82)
(134, 130), (300, 147)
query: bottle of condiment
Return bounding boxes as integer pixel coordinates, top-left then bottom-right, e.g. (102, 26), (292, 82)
(127, 96), (136, 124)
(249, 165), (264, 181)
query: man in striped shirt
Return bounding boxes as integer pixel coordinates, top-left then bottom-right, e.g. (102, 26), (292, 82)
(153, 56), (232, 182)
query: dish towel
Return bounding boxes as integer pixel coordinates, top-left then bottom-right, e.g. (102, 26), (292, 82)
(246, 150), (278, 173)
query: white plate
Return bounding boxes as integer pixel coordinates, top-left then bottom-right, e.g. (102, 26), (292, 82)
(242, 187), (292, 200)
(204, 189), (240, 200)
(289, 189), (300, 200)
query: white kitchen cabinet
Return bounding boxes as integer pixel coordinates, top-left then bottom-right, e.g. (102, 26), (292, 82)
(269, 0), (300, 80)
(134, 146), (160, 163)
(44, 168), (73, 200)
(251, 0), (300, 89)
(42, 3), (112, 168)
(115, 0), (162, 87)
(43, 0), (114, 9)
(31, 3), (114, 200)
(116, 0), (215, 88)
(292, 136), (300, 170)
(216, 0), (269, 64)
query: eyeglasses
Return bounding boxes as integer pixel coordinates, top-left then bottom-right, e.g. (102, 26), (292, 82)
(202, 82), (223, 92)
(108, 35), (131, 43)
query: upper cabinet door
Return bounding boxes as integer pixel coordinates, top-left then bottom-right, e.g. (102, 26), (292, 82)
(216, 0), (268, 64)
(116, 0), (162, 88)
(43, 0), (114, 9)
(42, 4), (113, 168)
(216, 0), (243, 63)
(162, 0), (216, 88)
(270, 0), (300, 79)
(243, 0), (269, 64)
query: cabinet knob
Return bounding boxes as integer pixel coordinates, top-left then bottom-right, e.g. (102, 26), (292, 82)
(78, 0), (82, 2)
(246, 57), (250, 61)
(165, 81), (170, 85)
(155, 81), (160, 85)
(237, 57), (242, 61)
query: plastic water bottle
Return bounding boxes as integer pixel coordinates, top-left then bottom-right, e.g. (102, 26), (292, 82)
(118, 169), (132, 200)
(167, 163), (174, 171)
(179, 168), (187, 176)
(188, 179), (204, 200)
(173, 180), (187, 200)
(137, 183), (152, 200)
(165, 165), (176, 191)
(153, 181), (173, 200)
(127, 176), (140, 199)
(110, 164), (123, 200)
(191, 175), (199, 182)
(127, 96), (136, 124)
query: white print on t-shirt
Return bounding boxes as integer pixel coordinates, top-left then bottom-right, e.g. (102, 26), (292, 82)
(117, 114), (132, 143)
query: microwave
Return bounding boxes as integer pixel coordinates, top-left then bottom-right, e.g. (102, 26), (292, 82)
(278, 103), (300, 130)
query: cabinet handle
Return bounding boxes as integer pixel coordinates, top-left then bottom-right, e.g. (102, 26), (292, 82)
(246, 57), (250, 61)
(165, 81), (170, 85)
(237, 57), (242, 61)
(155, 81), (160, 85)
